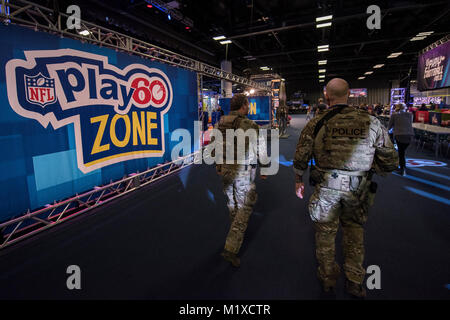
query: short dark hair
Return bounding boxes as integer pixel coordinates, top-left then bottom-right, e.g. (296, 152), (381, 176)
(230, 94), (248, 111)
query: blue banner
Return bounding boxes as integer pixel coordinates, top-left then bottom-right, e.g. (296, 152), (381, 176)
(219, 96), (271, 124)
(0, 24), (198, 221)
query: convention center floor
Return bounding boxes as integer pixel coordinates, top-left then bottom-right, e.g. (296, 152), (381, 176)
(0, 115), (448, 299)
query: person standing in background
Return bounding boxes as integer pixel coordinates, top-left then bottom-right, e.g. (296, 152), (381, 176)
(306, 105), (312, 121)
(317, 98), (328, 115)
(388, 104), (414, 176)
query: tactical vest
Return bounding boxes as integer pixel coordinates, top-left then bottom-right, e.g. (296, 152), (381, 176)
(215, 114), (254, 164)
(314, 106), (375, 172)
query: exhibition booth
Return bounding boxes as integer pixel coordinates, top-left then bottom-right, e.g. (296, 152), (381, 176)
(0, 1), (272, 248)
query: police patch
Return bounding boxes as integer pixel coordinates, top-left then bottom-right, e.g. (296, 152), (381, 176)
(330, 126), (369, 138)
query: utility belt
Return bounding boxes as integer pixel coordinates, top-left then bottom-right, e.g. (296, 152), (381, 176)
(310, 166), (368, 191)
(310, 165), (378, 206)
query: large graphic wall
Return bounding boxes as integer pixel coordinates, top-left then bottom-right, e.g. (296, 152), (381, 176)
(0, 24), (198, 221)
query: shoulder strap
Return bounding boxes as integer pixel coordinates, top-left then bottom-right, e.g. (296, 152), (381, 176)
(313, 105), (346, 138)
(232, 115), (243, 130)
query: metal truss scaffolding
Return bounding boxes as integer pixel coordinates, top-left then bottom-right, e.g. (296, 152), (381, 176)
(0, 0), (267, 249)
(0, 153), (201, 249)
(0, 0), (271, 91)
(419, 34), (450, 55)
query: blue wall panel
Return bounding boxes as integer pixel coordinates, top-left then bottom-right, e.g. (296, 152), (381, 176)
(0, 24), (198, 221)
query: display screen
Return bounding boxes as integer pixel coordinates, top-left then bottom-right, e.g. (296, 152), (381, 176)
(417, 40), (450, 91)
(349, 88), (367, 97)
(413, 96), (442, 105)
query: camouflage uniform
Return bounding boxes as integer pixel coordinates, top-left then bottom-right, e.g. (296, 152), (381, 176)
(293, 105), (398, 287)
(215, 111), (266, 255)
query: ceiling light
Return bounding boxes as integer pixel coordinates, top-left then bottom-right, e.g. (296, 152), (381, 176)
(213, 35), (226, 41)
(317, 45), (329, 49)
(319, 75), (325, 79)
(373, 64), (385, 68)
(319, 69), (326, 73)
(318, 48), (329, 52)
(219, 40), (232, 45)
(78, 30), (90, 36)
(316, 15), (333, 22)
(250, 89), (255, 94)
(364, 71), (373, 75)
(318, 60), (327, 65)
(417, 31), (434, 36)
(358, 77), (365, 80)
(147, 4), (153, 8)
(319, 80), (325, 83)
(387, 52), (402, 58)
(316, 22), (332, 28)
(410, 36), (427, 41)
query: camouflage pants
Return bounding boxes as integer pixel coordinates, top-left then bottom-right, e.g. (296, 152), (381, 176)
(309, 186), (369, 285)
(222, 167), (257, 254)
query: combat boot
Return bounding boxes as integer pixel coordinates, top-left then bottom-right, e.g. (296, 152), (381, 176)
(221, 249), (240, 267)
(345, 280), (367, 298)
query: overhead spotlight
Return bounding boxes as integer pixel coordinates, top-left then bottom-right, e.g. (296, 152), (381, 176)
(319, 69), (326, 73)
(358, 76), (365, 80)
(318, 60), (327, 65)
(316, 15), (333, 22)
(317, 44), (329, 52)
(316, 22), (332, 28)
(78, 30), (91, 36)
(417, 31), (434, 36)
(213, 35), (226, 41)
(387, 52), (402, 58)
(410, 36), (427, 41)
(364, 71), (373, 75)
(373, 64), (385, 68)
(250, 89), (255, 94)
(319, 75), (325, 79)
(220, 40), (232, 45)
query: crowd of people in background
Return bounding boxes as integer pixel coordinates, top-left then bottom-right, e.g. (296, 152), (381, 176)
(304, 101), (444, 120)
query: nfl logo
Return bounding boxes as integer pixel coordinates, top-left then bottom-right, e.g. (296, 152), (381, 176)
(25, 73), (56, 107)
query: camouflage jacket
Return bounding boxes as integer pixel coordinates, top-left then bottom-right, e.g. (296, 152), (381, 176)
(293, 105), (398, 178)
(214, 111), (269, 169)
